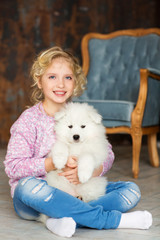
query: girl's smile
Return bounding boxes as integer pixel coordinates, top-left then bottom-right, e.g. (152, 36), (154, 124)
(54, 91), (66, 96)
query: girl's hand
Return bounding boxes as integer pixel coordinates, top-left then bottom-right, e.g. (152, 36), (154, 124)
(58, 156), (80, 185)
(45, 156), (103, 181)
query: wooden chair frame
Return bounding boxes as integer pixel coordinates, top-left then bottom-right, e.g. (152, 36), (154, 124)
(81, 28), (160, 178)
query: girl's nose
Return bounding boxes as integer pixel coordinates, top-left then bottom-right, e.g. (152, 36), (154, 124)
(57, 78), (65, 88)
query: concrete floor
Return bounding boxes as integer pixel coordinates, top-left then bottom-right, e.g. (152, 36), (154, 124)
(0, 145), (160, 240)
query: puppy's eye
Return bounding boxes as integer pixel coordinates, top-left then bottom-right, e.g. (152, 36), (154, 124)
(81, 125), (86, 128)
(68, 125), (73, 128)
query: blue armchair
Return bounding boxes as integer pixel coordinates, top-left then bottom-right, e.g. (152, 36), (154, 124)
(75, 28), (160, 178)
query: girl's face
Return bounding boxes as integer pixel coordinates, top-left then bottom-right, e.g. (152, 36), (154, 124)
(38, 57), (75, 107)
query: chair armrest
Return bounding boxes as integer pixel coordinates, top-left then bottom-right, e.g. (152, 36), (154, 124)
(147, 68), (160, 81)
(131, 68), (160, 128)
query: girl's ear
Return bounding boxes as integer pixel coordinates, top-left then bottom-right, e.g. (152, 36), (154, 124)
(37, 77), (42, 89)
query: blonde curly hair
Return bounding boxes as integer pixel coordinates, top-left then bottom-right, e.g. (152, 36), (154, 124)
(30, 46), (87, 104)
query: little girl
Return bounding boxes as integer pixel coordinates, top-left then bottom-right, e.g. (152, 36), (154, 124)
(4, 46), (152, 238)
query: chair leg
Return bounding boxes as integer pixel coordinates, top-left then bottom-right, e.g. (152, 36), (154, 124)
(131, 131), (142, 179)
(147, 133), (160, 167)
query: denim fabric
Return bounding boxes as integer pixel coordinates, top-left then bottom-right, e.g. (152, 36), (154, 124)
(13, 177), (141, 230)
(89, 181), (141, 212)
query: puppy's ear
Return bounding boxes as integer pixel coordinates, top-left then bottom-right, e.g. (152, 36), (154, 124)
(54, 109), (66, 121)
(88, 107), (102, 124)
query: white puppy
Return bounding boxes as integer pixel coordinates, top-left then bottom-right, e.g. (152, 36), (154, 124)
(47, 102), (108, 202)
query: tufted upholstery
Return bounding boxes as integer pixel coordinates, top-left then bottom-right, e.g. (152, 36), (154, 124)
(75, 29), (160, 178)
(87, 36), (160, 101)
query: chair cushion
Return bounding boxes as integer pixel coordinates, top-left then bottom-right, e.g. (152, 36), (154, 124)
(74, 100), (135, 127)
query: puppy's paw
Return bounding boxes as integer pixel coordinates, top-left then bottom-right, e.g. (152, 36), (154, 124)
(50, 142), (69, 170)
(78, 168), (92, 183)
(53, 155), (67, 170)
(78, 155), (95, 183)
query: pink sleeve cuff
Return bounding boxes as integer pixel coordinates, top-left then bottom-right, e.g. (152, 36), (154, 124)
(100, 143), (115, 176)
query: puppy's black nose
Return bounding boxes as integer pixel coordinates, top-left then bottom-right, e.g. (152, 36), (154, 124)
(73, 135), (80, 141)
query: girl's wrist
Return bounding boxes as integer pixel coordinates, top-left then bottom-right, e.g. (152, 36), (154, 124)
(45, 157), (56, 172)
(92, 164), (103, 177)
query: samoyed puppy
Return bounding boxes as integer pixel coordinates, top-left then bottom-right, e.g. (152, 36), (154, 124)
(47, 102), (108, 202)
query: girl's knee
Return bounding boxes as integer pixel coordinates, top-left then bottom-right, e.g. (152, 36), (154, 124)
(18, 176), (37, 188)
(18, 177), (46, 191)
(17, 177), (57, 202)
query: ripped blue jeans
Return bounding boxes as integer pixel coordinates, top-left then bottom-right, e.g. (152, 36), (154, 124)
(13, 177), (141, 230)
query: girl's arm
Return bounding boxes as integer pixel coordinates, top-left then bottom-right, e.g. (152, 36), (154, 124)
(5, 132), (46, 179)
(4, 115), (48, 179)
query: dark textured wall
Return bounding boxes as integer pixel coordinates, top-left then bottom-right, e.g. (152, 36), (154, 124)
(1, 0), (160, 145)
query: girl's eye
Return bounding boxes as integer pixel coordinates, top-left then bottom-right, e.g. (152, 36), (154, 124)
(68, 125), (73, 128)
(66, 76), (72, 80)
(81, 125), (86, 128)
(49, 75), (55, 79)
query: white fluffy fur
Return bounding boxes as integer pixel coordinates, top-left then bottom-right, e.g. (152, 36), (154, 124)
(47, 102), (108, 202)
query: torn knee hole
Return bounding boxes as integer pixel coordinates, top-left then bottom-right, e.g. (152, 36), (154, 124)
(44, 194), (53, 202)
(129, 188), (140, 198)
(120, 193), (132, 205)
(21, 177), (33, 186)
(32, 183), (46, 194)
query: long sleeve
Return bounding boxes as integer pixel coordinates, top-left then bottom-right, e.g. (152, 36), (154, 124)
(5, 120), (46, 179)
(4, 103), (56, 197)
